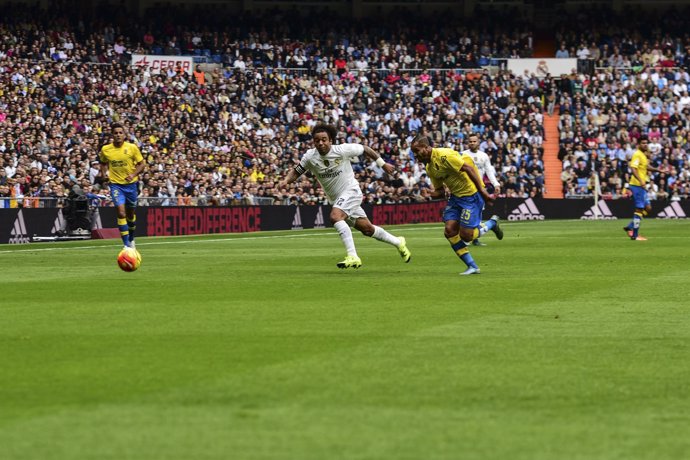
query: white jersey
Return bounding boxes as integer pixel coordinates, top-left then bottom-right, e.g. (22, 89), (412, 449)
(296, 143), (364, 203)
(462, 148), (500, 188)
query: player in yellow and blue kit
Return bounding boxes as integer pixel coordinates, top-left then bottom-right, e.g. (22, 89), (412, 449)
(623, 136), (666, 241)
(99, 123), (146, 249)
(411, 135), (503, 275)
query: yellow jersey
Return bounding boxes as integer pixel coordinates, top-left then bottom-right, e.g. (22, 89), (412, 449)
(629, 149), (649, 187)
(426, 148), (479, 197)
(99, 141), (144, 184)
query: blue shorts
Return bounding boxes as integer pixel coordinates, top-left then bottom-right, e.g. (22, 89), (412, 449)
(110, 183), (139, 208)
(443, 193), (485, 228)
(630, 185), (649, 209)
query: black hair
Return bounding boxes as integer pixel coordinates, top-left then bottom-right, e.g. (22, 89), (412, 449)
(312, 123), (337, 142)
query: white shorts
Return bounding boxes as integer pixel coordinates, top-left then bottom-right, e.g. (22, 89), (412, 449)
(332, 192), (367, 226)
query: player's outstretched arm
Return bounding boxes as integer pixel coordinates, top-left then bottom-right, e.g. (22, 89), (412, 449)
(363, 145), (395, 175)
(422, 188), (445, 200)
(277, 167), (302, 190)
(647, 165), (669, 174)
(125, 160), (146, 183)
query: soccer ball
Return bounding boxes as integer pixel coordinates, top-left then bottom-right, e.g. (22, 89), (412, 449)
(117, 247), (142, 272)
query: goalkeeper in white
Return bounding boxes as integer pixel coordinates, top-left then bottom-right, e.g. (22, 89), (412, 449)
(463, 133), (501, 246)
(278, 123), (411, 269)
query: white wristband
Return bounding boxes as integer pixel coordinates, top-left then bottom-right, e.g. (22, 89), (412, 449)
(375, 157), (385, 167)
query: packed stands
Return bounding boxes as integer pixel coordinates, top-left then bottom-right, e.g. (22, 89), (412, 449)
(553, 7), (690, 200)
(5, 3), (690, 208)
(0, 3), (548, 207)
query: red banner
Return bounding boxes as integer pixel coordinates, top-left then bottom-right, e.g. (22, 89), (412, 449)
(146, 207), (261, 236)
(371, 201), (446, 225)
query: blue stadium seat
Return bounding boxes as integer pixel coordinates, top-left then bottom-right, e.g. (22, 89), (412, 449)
(202, 49), (211, 57)
(212, 54), (222, 63)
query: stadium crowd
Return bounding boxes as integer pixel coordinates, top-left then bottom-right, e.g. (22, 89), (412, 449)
(557, 67), (690, 200)
(1, 4), (690, 208)
(0, 3), (534, 67)
(553, 7), (690, 68)
(553, 6), (690, 200)
(0, 4), (546, 208)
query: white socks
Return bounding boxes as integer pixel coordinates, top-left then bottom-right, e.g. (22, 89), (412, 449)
(335, 222), (401, 256)
(334, 220), (358, 256)
(372, 226), (401, 247)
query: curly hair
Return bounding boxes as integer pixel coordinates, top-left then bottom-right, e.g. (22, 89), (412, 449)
(312, 123), (338, 142)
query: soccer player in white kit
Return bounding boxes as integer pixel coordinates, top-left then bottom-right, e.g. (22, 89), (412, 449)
(278, 123), (411, 269)
(463, 133), (501, 246)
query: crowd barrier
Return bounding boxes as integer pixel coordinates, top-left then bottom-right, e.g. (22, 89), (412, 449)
(1, 198), (688, 244)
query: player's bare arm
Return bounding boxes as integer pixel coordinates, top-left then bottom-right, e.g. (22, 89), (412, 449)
(363, 145), (395, 176)
(125, 160), (146, 183)
(423, 188), (445, 200)
(278, 167), (303, 189)
(631, 167), (643, 184)
(647, 165), (668, 174)
(461, 163), (493, 204)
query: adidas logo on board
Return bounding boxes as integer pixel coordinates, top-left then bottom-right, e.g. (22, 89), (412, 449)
(9, 210), (30, 244)
(314, 206), (325, 229)
(656, 202), (687, 219)
(51, 209), (66, 234)
(508, 198), (545, 221)
(581, 201), (617, 220)
(291, 207), (303, 230)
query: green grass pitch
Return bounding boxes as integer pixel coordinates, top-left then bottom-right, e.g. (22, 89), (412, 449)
(1, 219), (689, 460)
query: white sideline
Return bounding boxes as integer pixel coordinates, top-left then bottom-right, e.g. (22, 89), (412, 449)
(0, 225), (443, 254)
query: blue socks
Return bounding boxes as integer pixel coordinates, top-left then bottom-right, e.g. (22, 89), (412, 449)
(479, 219), (496, 236)
(447, 234), (479, 269)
